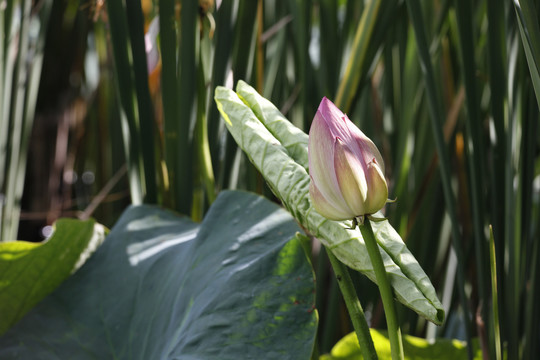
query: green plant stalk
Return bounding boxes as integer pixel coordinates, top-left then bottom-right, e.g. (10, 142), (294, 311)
(1, 35), (17, 192)
(0, 18), (15, 238)
(326, 249), (377, 360)
(10, 0), (53, 242)
(359, 218), (404, 360)
(316, 247), (340, 353)
(2, 0), (31, 241)
(196, 42), (216, 205)
(488, 226), (501, 360)
(321, 267), (340, 353)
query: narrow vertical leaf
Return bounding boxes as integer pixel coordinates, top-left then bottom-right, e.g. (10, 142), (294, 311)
(175, 0), (198, 215)
(489, 226), (502, 360)
(514, 0), (540, 108)
(404, 0), (472, 356)
(486, 0), (507, 247)
(125, 0), (157, 203)
(208, 0), (233, 182)
(335, 0), (381, 112)
(160, 0), (179, 208)
(454, 0), (488, 339)
(105, 0), (144, 204)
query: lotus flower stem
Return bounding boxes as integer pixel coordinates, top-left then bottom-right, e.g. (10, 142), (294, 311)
(326, 249), (377, 360)
(359, 218), (404, 360)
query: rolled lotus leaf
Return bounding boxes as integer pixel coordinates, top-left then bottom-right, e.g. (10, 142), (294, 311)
(215, 81), (444, 325)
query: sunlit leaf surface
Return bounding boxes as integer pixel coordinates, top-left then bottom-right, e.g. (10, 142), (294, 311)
(0, 219), (106, 335)
(0, 190), (317, 359)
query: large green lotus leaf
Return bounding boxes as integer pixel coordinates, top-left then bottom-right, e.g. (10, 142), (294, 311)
(215, 81), (444, 325)
(0, 190), (317, 359)
(319, 330), (483, 360)
(0, 218), (106, 335)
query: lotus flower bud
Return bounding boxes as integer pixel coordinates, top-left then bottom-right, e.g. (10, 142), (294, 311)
(308, 97), (388, 221)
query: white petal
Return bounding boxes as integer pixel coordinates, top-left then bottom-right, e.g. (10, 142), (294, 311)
(309, 179), (353, 220)
(334, 138), (368, 216)
(364, 159), (388, 214)
(308, 110), (347, 210)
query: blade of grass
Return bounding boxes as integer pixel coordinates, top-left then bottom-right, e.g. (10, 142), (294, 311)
(195, 24), (216, 210)
(523, 203), (540, 359)
(287, 0), (315, 128)
(318, 0), (340, 95)
(342, 0), (363, 40)
(1, 2), (22, 196)
(92, 18), (127, 225)
(160, 0), (179, 208)
(334, 0), (381, 112)
(513, 22), (540, 356)
(208, 0), (233, 189)
(175, 0), (198, 215)
(218, 0), (258, 192)
(488, 226), (502, 360)
(255, 0), (263, 93)
(105, 0), (144, 205)
(513, 0), (540, 108)
(232, 0), (258, 83)
(125, 0), (157, 204)
(487, 0), (507, 247)
(2, 0), (14, 40)
(11, 0), (53, 240)
(503, 57), (520, 360)
(2, 0), (32, 241)
(404, 0), (472, 357)
(262, 16), (288, 99)
(0, 4), (7, 192)
(486, 9), (508, 339)
(453, 0), (489, 348)
(521, 87), (540, 360)
(389, 26), (420, 236)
